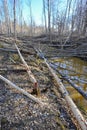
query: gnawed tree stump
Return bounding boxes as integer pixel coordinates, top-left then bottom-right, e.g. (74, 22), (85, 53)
(0, 75), (43, 105)
(14, 43), (40, 95)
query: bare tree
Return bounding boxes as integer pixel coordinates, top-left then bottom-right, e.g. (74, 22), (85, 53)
(0, 6), (3, 34)
(14, 0), (16, 40)
(25, 0), (34, 36)
(83, 0), (87, 35)
(3, 0), (10, 35)
(17, 0), (23, 36)
(43, 0), (47, 33)
(29, 0), (33, 36)
(20, 10), (23, 35)
(47, 0), (51, 39)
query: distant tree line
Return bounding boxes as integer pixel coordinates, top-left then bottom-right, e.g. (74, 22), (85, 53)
(43, 0), (87, 38)
(0, 0), (87, 38)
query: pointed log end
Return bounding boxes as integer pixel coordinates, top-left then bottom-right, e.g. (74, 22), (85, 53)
(31, 83), (41, 96)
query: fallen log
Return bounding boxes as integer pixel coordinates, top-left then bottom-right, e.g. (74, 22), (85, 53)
(14, 43), (39, 94)
(0, 35), (22, 44)
(35, 49), (87, 130)
(0, 75), (64, 118)
(0, 48), (34, 55)
(0, 68), (26, 73)
(49, 44), (74, 48)
(45, 60), (87, 130)
(51, 62), (87, 78)
(50, 63), (87, 100)
(0, 75), (43, 105)
(13, 3), (38, 94)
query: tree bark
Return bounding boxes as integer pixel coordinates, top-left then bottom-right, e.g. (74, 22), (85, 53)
(43, 0), (47, 33)
(48, 0), (51, 42)
(14, 0), (16, 40)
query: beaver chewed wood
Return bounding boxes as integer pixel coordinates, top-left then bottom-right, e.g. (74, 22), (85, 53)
(0, 75), (43, 105)
(14, 43), (40, 95)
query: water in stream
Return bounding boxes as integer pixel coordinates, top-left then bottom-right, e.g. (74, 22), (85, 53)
(53, 57), (87, 114)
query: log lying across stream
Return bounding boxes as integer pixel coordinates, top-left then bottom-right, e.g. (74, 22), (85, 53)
(50, 63), (87, 100)
(34, 48), (87, 130)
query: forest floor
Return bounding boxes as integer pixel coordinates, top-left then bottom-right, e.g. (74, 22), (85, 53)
(0, 35), (86, 130)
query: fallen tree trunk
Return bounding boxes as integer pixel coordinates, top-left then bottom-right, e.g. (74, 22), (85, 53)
(50, 63), (87, 100)
(0, 75), (43, 105)
(0, 68), (26, 72)
(13, 1), (38, 94)
(35, 49), (87, 130)
(0, 48), (34, 55)
(52, 62), (87, 78)
(14, 43), (38, 91)
(45, 60), (87, 130)
(0, 35), (23, 44)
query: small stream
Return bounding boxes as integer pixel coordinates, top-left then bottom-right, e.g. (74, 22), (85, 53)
(52, 57), (87, 113)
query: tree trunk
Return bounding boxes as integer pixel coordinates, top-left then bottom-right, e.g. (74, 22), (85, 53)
(14, 0), (16, 40)
(48, 0), (51, 42)
(43, 0), (47, 33)
(3, 0), (10, 35)
(35, 49), (87, 130)
(13, 0), (39, 94)
(14, 43), (38, 91)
